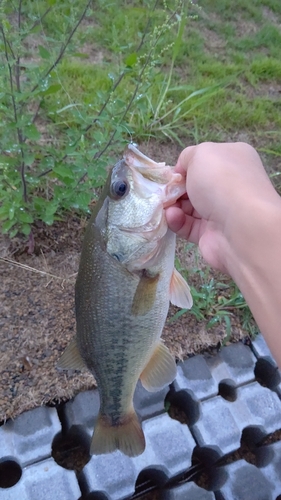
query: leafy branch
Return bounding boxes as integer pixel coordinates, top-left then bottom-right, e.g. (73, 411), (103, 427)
(0, 0), (204, 238)
(0, 0), (93, 203)
(0, 23), (27, 201)
(77, 1), (181, 183)
(39, 0), (163, 181)
(31, 0), (92, 94)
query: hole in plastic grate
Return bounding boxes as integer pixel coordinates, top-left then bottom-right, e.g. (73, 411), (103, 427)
(165, 389), (200, 426)
(134, 468), (166, 498)
(241, 426), (266, 448)
(218, 379), (237, 402)
(190, 446), (227, 491)
(217, 426), (269, 469)
(0, 459), (22, 488)
(254, 358), (281, 390)
(52, 429), (90, 473)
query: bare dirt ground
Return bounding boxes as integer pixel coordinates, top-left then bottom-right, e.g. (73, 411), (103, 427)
(0, 141), (248, 423)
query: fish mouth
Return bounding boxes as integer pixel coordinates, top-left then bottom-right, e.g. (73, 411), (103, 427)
(124, 147), (186, 207)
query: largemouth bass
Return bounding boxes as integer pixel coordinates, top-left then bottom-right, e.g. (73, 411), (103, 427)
(58, 144), (193, 457)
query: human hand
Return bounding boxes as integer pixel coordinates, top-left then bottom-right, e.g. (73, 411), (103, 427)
(166, 141), (281, 368)
(166, 142), (278, 274)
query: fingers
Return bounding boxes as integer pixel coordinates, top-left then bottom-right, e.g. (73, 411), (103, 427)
(166, 206), (201, 243)
(174, 145), (196, 174)
(165, 206), (186, 233)
(169, 198), (200, 218)
(178, 198), (194, 215)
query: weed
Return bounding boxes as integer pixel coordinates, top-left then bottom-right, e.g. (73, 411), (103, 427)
(173, 247), (257, 340)
(1, 0), (205, 236)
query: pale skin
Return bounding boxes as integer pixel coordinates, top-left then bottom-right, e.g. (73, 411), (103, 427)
(166, 142), (281, 367)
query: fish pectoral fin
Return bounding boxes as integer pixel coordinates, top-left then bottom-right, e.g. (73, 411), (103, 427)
(91, 410), (145, 457)
(170, 268), (193, 309)
(131, 271), (160, 316)
(57, 337), (86, 371)
(140, 342), (177, 392)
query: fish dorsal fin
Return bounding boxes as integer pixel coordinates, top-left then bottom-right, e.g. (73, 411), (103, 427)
(140, 342), (177, 392)
(57, 337), (86, 371)
(132, 272), (160, 316)
(170, 268), (193, 309)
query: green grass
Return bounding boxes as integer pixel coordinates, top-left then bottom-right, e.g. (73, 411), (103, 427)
(1, 0), (281, 334)
(250, 56), (281, 80)
(5, 0), (273, 152)
(41, 0), (281, 148)
(173, 246), (257, 341)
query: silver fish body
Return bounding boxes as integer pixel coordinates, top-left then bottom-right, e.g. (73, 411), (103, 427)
(58, 145), (193, 456)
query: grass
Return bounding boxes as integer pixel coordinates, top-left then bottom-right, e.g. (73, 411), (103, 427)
(2, 0), (281, 148)
(4, 0), (278, 157)
(173, 246), (257, 342)
(40, 0), (281, 159)
(1, 0), (281, 336)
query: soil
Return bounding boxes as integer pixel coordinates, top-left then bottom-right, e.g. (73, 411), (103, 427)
(0, 141), (249, 423)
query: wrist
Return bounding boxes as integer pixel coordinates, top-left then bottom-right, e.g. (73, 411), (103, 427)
(224, 195), (281, 276)
(221, 196), (281, 366)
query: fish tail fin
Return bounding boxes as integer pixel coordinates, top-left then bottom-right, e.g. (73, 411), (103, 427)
(90, 410), (145, 457)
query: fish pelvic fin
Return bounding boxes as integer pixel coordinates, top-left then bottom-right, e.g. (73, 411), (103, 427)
(140, 341), (177, 392)
(170, 268), (193, 309)
(57, 337), (86, 371)
(90, 410), (145, 457)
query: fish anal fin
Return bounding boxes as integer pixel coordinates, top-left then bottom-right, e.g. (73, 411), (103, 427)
(170, 268), (193, 309)
(90, 410), (145, 457)
(131, 271), (160, 316)
(140, 342), (177, 392)
(57, 337), (86, 371)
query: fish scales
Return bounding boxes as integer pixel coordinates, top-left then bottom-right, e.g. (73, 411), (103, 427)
(58, 145), (193, 457)
(77, 222), (175, 418)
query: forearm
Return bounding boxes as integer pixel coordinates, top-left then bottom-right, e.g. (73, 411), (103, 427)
(224, 198), (281, 366)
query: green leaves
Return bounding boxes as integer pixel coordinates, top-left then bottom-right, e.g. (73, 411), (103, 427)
(71, 192), (91, 211)
(18, 210), (33, 223)
(53, 163), (74, 179)
(40, 84), (62, 97)
(38, 45), (51, 60)
(0, 0), (216, 239)
(24, 124), (41, 141)
(42, 202), (59, 226)
(0, 198), (34, 237)
(125, 53), (137, 68)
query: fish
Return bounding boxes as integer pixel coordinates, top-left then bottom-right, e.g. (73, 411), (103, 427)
(58, 144), (193, 457)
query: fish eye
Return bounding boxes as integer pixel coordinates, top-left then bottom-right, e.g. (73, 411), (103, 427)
(111, 179), (129, 199)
